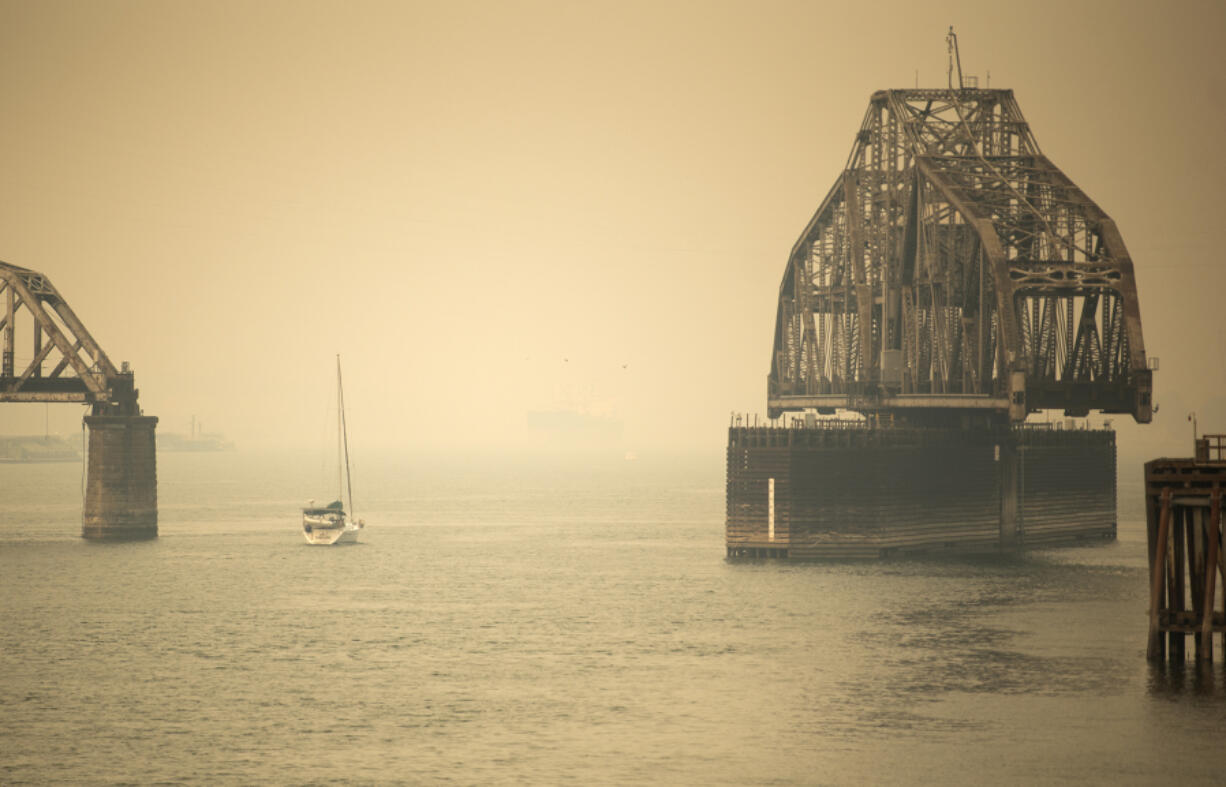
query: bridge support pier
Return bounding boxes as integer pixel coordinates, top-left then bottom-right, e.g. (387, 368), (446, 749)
(726, 422), (1116, 558)
(82, 415), (159, 540)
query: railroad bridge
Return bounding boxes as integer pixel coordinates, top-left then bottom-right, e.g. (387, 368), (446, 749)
(768, 86), (1151, 426)
(1, 261), (157, 539)
(729, 78), (1152, 558)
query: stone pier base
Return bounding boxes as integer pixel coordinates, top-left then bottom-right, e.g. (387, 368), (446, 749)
(82, 415), (159, 540)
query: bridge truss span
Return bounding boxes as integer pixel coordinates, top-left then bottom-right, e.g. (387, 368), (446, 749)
(0, 260), (139, 415)
(768, 88), (1152, 424)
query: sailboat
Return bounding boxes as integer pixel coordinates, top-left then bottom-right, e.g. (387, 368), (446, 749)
(302, 356), (364, 545)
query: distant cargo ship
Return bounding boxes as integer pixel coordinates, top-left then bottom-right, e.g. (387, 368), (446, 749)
(526, 407), (623, 436)
(158, 417), (234, 452)
(526, 406), (624, 453)
(0, 435), (81, 463)
(158, 433), (235, 452)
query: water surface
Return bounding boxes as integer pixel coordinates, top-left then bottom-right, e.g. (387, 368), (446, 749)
(2, 451), (1224, 784)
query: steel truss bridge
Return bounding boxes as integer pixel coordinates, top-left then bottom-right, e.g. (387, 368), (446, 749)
(768, 87), (1152, 425)
(0, 261), (140, 415)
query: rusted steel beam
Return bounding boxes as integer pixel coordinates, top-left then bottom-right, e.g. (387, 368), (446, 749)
(842, 173), (873, 377)
(32, 320), (41, 377)
(3, 280), (12, 378)
(13, 329), (56, 386)
(0, 391), (89, 402)
(769, 393), (1009, 411)
(46, 340), (82, 379)
(49, 299), (118, 377)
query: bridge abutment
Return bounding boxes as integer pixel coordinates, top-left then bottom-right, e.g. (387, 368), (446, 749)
(82, 415), (158, 540)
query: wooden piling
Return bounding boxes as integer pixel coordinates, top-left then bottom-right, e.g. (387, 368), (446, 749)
(1145, 438), (1226, 663)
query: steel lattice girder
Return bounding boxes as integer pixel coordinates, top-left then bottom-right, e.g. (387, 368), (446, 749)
(767, 88), (1151, 424)
(0, 260), (139, 414)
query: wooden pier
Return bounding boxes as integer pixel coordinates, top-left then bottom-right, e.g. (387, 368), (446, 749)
(1146, 435), (1226, 663)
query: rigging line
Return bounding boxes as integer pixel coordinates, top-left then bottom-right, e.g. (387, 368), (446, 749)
(338, 355), (354, 518)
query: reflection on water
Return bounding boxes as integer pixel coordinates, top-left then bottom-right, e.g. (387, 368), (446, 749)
(3, 452), (1226, 784)
(1149, 661), (1226, 697)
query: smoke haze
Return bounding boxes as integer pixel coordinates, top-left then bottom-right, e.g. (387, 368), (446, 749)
(1, 0), (1222, 463)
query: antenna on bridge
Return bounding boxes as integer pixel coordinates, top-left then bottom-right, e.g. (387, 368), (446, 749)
(946, 26), (965, 90)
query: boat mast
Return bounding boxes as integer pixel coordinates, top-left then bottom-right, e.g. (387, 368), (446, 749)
(336, 356), (342, 503)
(337, 354), (355, 517)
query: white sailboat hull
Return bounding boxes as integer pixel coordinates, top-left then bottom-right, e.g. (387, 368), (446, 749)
(302, 511), (362, 545)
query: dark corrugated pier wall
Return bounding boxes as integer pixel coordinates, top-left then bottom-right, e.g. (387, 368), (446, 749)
(1019, 429), (1116, 546)
(726, 424), (1115, 559)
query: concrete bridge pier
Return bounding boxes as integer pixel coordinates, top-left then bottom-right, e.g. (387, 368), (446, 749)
(82, 415), (158, 540)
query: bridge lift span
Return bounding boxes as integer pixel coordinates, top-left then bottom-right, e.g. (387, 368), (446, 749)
(767, 85), (1152, 425)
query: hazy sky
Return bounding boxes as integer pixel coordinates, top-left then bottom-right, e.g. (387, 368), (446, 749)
(1, 0), (1222, 460)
